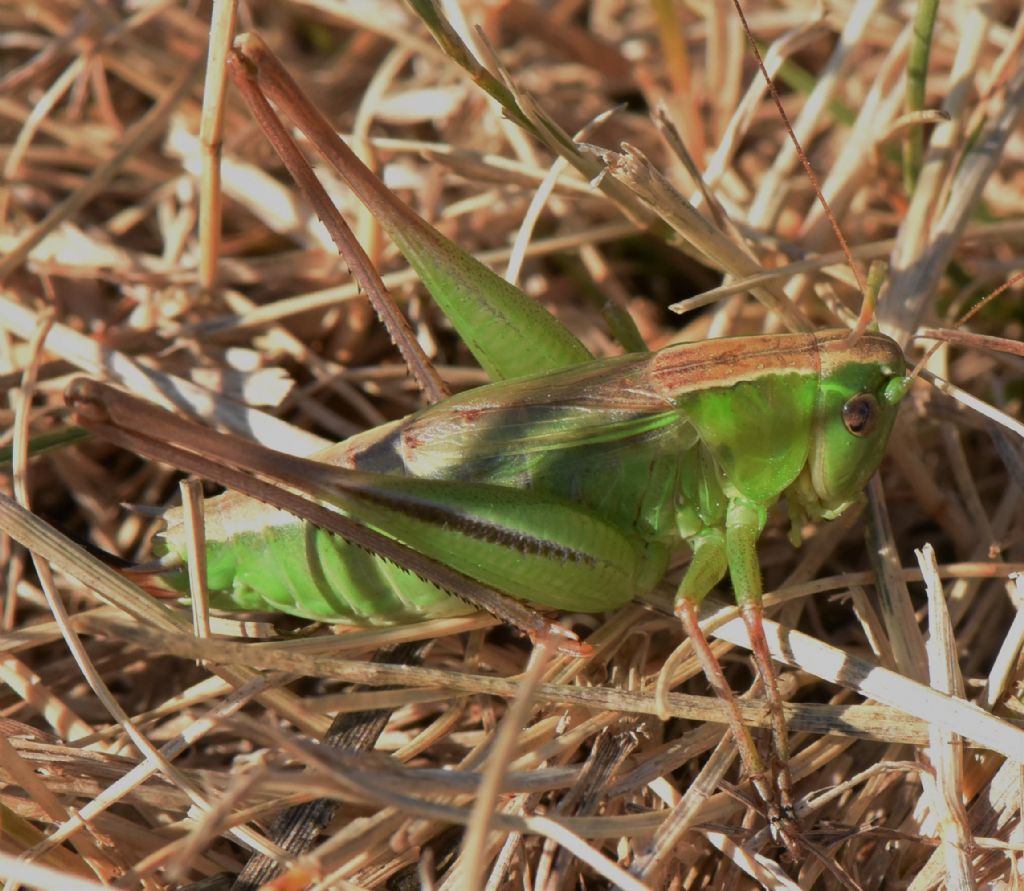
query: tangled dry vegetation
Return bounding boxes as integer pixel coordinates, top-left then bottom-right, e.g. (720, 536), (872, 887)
(2, 1), (1024, 889)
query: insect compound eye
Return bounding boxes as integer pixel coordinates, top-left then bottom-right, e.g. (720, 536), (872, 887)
(842, 393), (880, 437)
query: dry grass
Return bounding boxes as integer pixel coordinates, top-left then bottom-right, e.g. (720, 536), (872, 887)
(2, 1), (1024, 889)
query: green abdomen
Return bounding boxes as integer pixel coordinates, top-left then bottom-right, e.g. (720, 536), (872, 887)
(157, 507), (472, 624)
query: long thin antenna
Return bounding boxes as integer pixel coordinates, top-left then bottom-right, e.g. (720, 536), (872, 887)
(906, 269), (1024, 385)
(731, 0), (873, 338)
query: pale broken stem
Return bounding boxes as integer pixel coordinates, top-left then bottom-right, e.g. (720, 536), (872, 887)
(918, 543), (975, 889)
(982, 574), (1024, 709)
(197, 0), (237, 292)
(706, 598), (1024, 762)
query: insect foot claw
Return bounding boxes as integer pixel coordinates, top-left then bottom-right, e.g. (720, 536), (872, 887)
(767, 811), (805, 861)
(535, 623), (592, 657)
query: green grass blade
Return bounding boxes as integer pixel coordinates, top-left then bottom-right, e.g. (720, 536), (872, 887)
(904, 0), (939, 194)
(0, 426), (91, 469)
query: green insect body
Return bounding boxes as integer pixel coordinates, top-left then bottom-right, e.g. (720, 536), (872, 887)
(156, 329), (906, 624)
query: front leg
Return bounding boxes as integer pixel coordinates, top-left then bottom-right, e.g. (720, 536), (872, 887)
(674, 528), (777, 814)
(673, 502), (802, 855)
(726, 497), (798, 833)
